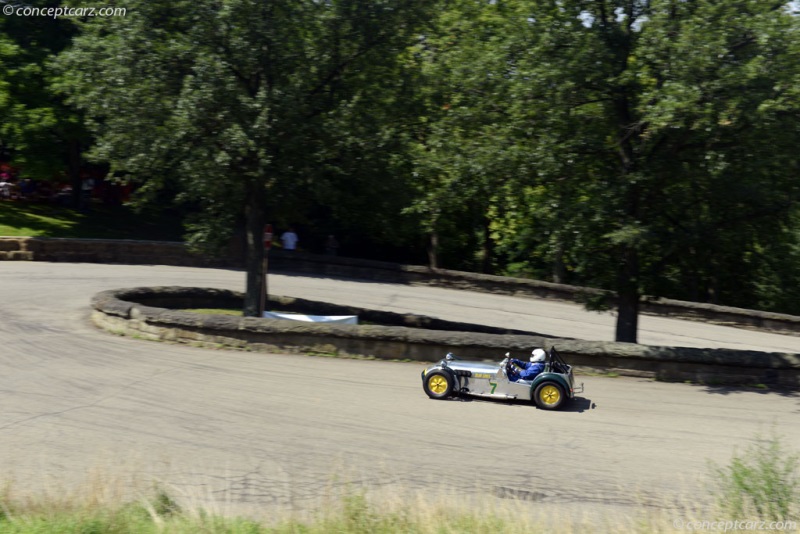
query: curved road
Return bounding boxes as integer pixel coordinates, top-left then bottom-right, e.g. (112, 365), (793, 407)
(1, 262), (798, 522)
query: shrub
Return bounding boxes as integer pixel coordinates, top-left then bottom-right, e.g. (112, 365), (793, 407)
(709, 433), (799, 520)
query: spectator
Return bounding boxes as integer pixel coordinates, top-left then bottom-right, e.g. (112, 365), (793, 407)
(81, 177), (95, 211)
(0, 173), (10, 200)
(281, 228), (298, 251)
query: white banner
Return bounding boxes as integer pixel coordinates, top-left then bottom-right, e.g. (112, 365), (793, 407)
(263, 312), (358, 325)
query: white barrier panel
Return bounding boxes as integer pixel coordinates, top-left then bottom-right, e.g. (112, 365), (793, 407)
(263, 311), (358, 325)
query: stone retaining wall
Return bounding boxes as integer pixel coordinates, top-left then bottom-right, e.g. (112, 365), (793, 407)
(268, 252), (800, 336)
(91, 287), (800, 388)
(4, 236), (799, 336)
(0, 237), (229, 266)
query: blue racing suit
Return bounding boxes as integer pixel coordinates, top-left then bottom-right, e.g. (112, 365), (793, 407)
(507, 359), (545, 382)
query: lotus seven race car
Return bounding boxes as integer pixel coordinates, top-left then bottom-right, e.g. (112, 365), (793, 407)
(421, 347), (581, 410)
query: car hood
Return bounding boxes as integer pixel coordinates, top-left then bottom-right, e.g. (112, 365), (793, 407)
(439, 360), (501, 374)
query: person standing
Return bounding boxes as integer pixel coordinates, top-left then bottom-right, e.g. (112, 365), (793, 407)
(281, 228), (298, 251)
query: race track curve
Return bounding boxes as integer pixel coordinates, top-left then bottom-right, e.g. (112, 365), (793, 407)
(1, 262), (798, 521)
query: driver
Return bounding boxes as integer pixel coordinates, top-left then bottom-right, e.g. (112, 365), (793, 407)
(508, 348), (547, 382)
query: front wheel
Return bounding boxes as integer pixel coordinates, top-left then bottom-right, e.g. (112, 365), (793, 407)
(533, 382), (565, 410)
(423, 370), (454, 400)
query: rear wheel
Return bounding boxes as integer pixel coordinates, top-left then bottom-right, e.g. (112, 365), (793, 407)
(423, 370), (454, 399)
(534, 382), (565, 410)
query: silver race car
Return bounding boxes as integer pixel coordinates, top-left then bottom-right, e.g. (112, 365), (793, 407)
(421, 346), (582, 410)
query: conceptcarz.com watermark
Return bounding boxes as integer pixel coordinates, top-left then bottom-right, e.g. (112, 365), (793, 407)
(2, 2), (126, 18)
(673, 519), (798, 532)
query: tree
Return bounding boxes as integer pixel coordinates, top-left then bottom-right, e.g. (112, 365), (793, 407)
(57, 0), (433, 315)
(404, 0), (527, 273)
(408, 0), (800, 342)
(0, 1), (86, 203)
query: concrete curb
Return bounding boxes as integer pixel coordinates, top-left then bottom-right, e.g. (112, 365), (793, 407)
(91, 286), (800, 389)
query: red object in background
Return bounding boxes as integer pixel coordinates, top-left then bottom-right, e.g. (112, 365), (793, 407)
(263, 224), (273, 250)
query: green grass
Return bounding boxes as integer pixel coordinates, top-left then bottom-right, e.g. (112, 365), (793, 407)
(709, 432), (799, 520)
(0, 485), (685, 534)
(181, 308), (243, 316)
(0, 201), (185, 241)
(1, 434), (797, 533)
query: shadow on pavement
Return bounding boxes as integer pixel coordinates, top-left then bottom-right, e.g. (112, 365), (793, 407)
(693, 383), (799, 398)
(444, 394), (595, 413)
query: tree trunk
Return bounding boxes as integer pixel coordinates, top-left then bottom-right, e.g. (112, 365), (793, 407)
(427, 230), (439, 270)
(612, 88), (641, 343)
(553, 237), (567, 284)
(615, 245), (640, 343)
(68, 139), (82, 209)
(480, 215), (493, 274)
(243, 179), (266, 317)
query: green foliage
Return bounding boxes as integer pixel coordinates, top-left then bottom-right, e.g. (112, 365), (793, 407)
(407, 0), (800, 339)
(710, 433), (799, 521)
(150, 488), (181, 518)
(56, 0), (436, 313)
(4, 0), (800, 334)
(0, 5), (85, 181)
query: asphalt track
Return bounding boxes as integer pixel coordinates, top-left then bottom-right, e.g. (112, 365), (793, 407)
(1, 262), (799, 521)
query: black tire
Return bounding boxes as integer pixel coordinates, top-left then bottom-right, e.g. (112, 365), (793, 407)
(533, 382), (565, 410)
(423, 370), (454, 400)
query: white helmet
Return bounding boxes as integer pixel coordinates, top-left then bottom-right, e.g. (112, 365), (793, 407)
(530, 348), (547, 363)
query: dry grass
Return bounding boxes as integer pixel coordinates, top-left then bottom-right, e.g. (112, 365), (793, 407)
(0, 474), (743, 534)
(1, 434), (797, 533)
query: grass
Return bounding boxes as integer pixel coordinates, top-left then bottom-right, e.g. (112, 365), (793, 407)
(708, 431), (799, 520)
(0, 483), (688, 534)
(1, 434), (797, 533)
(181, 308), (243, 316)
(0, 201), (185, 241)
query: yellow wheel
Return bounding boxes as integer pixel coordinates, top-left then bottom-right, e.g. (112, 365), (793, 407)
(423, 370), (454, 399)
(534, 382), (564, 410)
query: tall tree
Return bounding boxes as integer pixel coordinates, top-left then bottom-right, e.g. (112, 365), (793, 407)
(405, 0), (525, 272)
(57, 0), (433, 315)
(0, 1), (86, 201)
(410, 0), (800, 342)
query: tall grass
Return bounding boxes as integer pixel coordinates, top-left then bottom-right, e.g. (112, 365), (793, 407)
(1, 433), (797, 533)
(0, 481), (716, 534)
(709, 432), (799, 521)
(0, 481), (678, 534)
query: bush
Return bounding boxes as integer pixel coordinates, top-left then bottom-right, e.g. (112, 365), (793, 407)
(709, 433), (799, 520)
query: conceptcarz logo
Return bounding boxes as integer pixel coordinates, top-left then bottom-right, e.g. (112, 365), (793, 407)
(2, 0), (126, 18)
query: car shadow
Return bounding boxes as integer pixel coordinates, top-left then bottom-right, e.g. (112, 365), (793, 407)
(450, 394), (595, 413)
(561, 396), (594, 413)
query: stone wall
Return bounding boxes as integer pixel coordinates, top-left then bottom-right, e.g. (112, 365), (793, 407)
(4, 236), (799, 336)
(267, 252), (800, 336)
(91, 286), (800, 388)
(0, 237), (231, 266)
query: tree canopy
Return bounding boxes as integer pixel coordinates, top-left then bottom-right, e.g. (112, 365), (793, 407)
(0, 3), (85, 200)
(57, 0), (434, 315)
(406, 0), (800, 341)
(4, 0), (799, 340)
